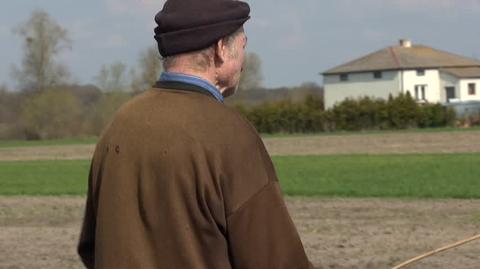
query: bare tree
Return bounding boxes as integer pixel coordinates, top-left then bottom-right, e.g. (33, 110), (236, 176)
(131, 46), (163, 93)
(95, 62), (128, 92)
(110, 62), (127, 90)
(11, 10), (71, 92)
(239, 52), (263, 91)
(95, 65), (110, 92)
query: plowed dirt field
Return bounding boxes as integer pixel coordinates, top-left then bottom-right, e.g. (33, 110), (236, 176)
(0, 197), (479, 269)
(1, 131), (480, 161)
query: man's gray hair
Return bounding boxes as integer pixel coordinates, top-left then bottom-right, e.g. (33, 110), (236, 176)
(162, 27), (243, 72)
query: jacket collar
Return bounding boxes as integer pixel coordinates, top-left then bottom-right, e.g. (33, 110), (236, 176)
(156, 72), (224, 103)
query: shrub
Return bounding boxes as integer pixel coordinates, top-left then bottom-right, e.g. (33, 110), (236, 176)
(233, 93), (457, 134)
(87, 91), (131, 135)
(387, 92), (419, 129)
(0, 89), (23, 139)
(331, 97), (389, 131)
(21, 89), (82, 139)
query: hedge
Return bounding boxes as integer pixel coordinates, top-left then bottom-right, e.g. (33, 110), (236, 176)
(234, 93), (456, 133)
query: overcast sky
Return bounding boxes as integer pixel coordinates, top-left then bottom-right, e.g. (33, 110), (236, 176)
(1, 0), (480, 89)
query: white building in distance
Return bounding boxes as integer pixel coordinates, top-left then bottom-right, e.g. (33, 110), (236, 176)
(322, 40), (480, 110)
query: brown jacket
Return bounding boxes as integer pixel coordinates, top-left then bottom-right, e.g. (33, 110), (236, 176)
(78, 82), (314, 269)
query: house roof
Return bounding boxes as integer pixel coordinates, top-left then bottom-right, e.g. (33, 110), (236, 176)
(323, 44), (480, 75)
(441, 67), (480, 78)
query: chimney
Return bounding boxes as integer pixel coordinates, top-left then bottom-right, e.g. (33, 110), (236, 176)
(399, 39), (412, 48)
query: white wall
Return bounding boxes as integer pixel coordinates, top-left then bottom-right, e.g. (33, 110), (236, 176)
(324, 71), (400, 109)
(459, 79), (480, 101)
(439, 72), (460, 102)
(401, 69), (441, 103)
(324, 68), (480, 108)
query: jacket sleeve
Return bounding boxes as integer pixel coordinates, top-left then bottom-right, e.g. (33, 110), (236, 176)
(226, 181), (315, 269)
(77, 163), (96, 269)
(219, 118), (314, 269)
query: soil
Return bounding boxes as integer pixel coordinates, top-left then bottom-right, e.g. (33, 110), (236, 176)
(0, 197), (479, 269)
(263, 131), (480, 156)
(1, 131), (480, 161)
(0, 145), (95, 161)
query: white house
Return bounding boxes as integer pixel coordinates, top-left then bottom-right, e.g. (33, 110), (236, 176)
(322, 40), (480, 110)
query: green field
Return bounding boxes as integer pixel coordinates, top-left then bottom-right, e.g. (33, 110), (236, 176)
(0, 154), (479, 198)
(0, 160), (90, 195)
(275, 154), (480, 198)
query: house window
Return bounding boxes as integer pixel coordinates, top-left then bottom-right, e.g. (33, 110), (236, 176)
(414, 85), (427, 101)
(446, 87), (456, 102)
(468, 83), (476, 95)
(340, 74), (349, 81)
(416, 69), (425, 76)
(373, 71), (382, 79)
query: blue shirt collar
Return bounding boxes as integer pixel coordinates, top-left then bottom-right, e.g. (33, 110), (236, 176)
(159, 72), (224, 103)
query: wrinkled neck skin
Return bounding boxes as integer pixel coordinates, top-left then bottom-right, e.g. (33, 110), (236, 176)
(165, 65), (231, 98)
(220, 84), (237, 98)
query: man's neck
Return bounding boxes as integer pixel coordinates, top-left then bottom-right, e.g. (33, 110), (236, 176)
(165, 67), (223, 93)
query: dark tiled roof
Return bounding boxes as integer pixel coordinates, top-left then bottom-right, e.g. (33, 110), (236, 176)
(323, 45), (480, 75)
(441, 67), (480, 78)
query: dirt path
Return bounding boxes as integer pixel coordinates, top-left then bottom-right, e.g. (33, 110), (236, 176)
(0, 145), (95, 161)
(1, 131), (480, 161)
(1, 197), (479, 269)
(263, 131), (480, 156)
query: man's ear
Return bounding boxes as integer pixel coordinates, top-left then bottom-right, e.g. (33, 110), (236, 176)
(214, 38), (227, 66)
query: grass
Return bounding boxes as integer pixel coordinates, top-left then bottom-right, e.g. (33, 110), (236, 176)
(0, 137), (98, 148)
(0, 153), (479, 198)
(0, 160), (90, 195)
(274, 153), (480, 198)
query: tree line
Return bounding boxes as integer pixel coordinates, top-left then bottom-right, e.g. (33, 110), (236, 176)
(0, 10), (264, 140)
(0, 10), (471, 140)
(0, 10), (161, 139)
(0, 87), (463, 139)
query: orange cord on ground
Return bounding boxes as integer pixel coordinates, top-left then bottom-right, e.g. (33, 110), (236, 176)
(391, 234), (480, 269)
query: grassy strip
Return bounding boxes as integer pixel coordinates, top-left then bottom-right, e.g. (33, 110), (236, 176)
(0, 160), (90, 195)
(0, 154), (479, 198)
(0, 137), (98, 148)
(274, 154), (480, 198)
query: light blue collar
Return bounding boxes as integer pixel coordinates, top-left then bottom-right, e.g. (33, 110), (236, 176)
(159, 72), (224, 103)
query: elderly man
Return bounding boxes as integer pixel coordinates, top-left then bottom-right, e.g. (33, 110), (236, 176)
(78, 0), (314, 268)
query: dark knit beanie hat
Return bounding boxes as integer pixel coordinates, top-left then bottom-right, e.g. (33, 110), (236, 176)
(154, 0), (250, 57)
